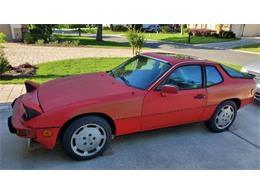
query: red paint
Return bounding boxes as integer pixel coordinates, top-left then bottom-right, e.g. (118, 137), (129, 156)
(10, 53), (256, 149)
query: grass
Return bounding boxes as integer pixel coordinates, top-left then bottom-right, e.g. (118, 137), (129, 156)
(143, 33), (240, 44)
(0, 57), (243, 84)
(53, 34), (130, 48)
(233, 44), (260, 53)
(0, 58), (128, 84)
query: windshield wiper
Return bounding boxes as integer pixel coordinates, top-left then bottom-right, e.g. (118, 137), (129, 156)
(108, 70), (115, 77)
(119, 76), (132, 87)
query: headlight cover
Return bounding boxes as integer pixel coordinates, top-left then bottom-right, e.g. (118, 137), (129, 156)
(23, 106), (41, 120)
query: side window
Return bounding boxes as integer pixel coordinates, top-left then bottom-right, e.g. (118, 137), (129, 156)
(206, 66), (223, 87)
(158, 65), (202, 90)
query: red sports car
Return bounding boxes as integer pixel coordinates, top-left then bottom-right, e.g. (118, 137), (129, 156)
(8, 53), (257, 160)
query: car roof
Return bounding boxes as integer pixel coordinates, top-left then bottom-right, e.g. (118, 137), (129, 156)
(141, 52), (216, 65)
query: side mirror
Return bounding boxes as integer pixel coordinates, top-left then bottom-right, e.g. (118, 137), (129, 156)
(161, 85), (178, 97)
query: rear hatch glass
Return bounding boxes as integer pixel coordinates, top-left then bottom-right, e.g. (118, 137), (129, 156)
(221, 64), (255, 79)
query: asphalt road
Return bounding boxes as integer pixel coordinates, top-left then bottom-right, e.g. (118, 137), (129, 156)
(0, 102), (260, 170)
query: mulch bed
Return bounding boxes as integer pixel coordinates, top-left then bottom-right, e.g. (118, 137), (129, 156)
(0, 63), (37, 80)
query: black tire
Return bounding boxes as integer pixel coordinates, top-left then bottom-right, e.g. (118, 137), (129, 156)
(205, 100), (237, 133)
(62, 115), (112, 161)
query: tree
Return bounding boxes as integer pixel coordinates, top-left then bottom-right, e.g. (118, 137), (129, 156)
(28, 24), (54, 42)
(69, 24), (87, 36)
(127, 28), (145, 56)
(96, 24), (103, 41)
(181, 24), (184, 35)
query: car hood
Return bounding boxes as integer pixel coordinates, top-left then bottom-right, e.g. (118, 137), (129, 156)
(38, 72), (133, 111)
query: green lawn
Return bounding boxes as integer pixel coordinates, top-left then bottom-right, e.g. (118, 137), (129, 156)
(233, 44), (260, 53)
(143, 33), (240, 44)
(0, 57), (243, 84)
(0, 58), (128, 84)
(53, 34), (130, 48)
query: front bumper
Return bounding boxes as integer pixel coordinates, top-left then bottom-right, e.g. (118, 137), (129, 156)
(8, 116), (16, 134)
(8, 96), (59, 149)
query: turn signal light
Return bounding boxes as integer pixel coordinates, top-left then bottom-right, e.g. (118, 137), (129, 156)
(42, 129), (52, 137)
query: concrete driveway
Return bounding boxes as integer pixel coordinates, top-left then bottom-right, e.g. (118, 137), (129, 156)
(0, 102), (259, 170)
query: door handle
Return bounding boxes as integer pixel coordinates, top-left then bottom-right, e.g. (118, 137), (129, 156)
(194, 94), (206, 99)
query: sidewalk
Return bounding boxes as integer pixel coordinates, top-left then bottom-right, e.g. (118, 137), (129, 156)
(0, 84), (25, 103)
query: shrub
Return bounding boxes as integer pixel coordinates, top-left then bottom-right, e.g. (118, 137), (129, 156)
(127, 29), (145, 56)
(0, 32), (5, 44)
(189, 29), (214, 36)
(23, 32), (34, 44)
(219, 30), (236, 38)
(28, 24), (54, 42)
(49, 40), (59, 46)
(161, 25), (172, 33)
(35, 39), (45, 45)
(103, 26), (110, 30)
(112, 25), (128, 32)
(0, 49), (9, 74)
(70, 40), (80, 46)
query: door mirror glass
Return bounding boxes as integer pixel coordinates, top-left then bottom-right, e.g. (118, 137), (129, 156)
(161, 85), (178, 96)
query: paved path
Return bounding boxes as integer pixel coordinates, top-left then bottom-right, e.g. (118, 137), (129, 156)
(0, 84), (25, 104)
(3, 43), (133, 67)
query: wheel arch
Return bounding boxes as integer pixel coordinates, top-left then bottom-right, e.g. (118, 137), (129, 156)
(58, 112), (116, 141)
(220, 98), (241, 110)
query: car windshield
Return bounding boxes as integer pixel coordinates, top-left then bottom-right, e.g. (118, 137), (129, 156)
(110, 55), (171, 90)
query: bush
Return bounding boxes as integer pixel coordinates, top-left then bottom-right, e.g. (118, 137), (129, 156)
(35, 39), (45, 45)
(189, 28), (236, 38)
(103, 26), (110, 30)
(70, 40), (80, 46)
(219, 30), (236, 38)
(0, 32), (5, 44)
(161, 25), (172, 33)
(0, 49), (9, 74)
(49, 40), (59, 46)
(28, 24), (54, 42)
(127, 29), (145, 56)
(111, 25), (128, 32)
(23, 32), (34, 44)
(189, 29), (214, 36)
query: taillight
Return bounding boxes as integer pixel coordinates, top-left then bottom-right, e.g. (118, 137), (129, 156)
(23, 106), (41, 120)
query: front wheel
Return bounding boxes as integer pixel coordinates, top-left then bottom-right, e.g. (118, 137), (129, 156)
(205, 100), (237, 133)
(62, 116), (112, 161)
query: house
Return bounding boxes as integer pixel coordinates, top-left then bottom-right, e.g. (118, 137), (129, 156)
(0, 24), (27, 41)
(188, 24), (260, 38)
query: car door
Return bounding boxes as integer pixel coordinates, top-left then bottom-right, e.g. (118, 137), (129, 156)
(141, 64), (207, 130)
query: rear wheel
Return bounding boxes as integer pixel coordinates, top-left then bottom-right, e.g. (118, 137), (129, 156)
(205, 100), (237, 133)
(62, 116), (112, 160)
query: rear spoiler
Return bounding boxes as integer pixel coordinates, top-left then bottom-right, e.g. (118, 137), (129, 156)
(25, 80), (40, 93)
